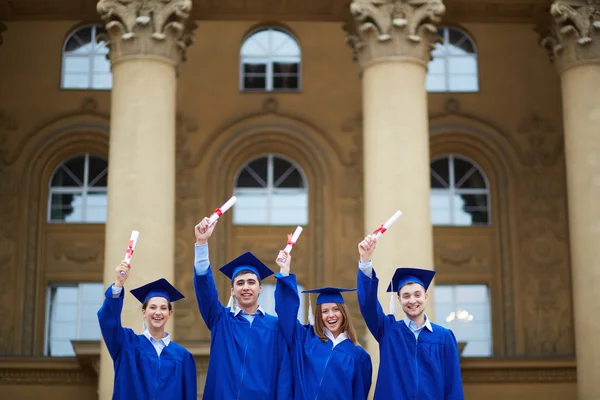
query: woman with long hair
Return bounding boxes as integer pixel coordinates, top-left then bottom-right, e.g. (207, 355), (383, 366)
(274, 250), (372, 400)
(97, 261), (197, 399)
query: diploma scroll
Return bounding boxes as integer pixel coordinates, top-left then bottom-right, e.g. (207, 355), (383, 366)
(372, 210), (403, 239)
(208, 196), (238, 226)
(121, 230), (140, 276)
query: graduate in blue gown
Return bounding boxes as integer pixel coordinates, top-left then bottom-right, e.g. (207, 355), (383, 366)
(97, 261), (197, 400)
(274, 249), (372, 400)
(356, 234), (464, 400)
(192, 217), (293, 399)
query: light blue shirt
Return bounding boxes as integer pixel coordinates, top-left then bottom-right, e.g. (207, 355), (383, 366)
(195, 243), (265, 324)
(110, 285), (171, 356)
(358, 260), (434, 340)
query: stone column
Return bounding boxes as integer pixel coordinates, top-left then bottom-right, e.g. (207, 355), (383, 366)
(539, 2), (600, 399)
(345, 0), (444, 385)
(96, 1), (194, 399)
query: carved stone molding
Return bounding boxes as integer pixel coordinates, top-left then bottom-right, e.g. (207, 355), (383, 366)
(0, 23), (6, 47)
(517, 112), (563, 167)
(344, 0), (446, 68)
(538, 0), (600, 72)
(96, 0), (196, 65)
(461, 357), (576, 383)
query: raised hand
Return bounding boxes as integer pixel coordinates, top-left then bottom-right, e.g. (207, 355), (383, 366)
(195, 216), (217, 244)
(358, 234), (377, 263)
(276, 250), (291, 274)
(115, 261), (130, 288)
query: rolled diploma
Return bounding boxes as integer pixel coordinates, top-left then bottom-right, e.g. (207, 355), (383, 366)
(284, 226), (303, 253)
(208, 196), (238, 226)
(374, 210), (403, 239)
(121, 230), (140, 276)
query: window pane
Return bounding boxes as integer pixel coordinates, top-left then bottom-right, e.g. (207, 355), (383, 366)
(237, 169), (265, 188)
(454, 159), (486, 189)
(448, 57), (477, 75)
(63, 73), (91, 89)
(431, 158), (450, 187)
(273, 76), (299, 90)
(427, 57), (445, 75)
(80, 283), (104, 302)
(88, 157), (108, 186)
(241, 36), (268, 56)
(247, 158), (268, 182)
(49, 340), (75, 356)
(51, 167), (80, 187)
(64, 57), (90, 73)
(434, 284), (492, 357)
(233, 192), (269, 225)
(64, 157), (86, 183)
(276, 168), (304, 188)
(271, 192), (308, 225)
(430, 191), (452, 225)
(86, 192), (108, 223)
(425, 74), (446, 92)
(454, 194), (488, 225)
(50, 193), (83, 222)
(448, 75), (478, 92)
(273, 158), (293, 184)
(273, 62), (299, 74)
(93, 54), (110, 73)
(243, 62), (267, 74)
(243, 75), (266, 90)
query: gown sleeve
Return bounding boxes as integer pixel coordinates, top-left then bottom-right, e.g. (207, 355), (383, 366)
(182, 350), (198, 400)
(356, 267), (394, 342)
(353, 350), (373, 400)
(444, 329), (465, 400)
(274, 273), (309, 348)
(97, 285), (135, 361)
(194, 266), (225, 330)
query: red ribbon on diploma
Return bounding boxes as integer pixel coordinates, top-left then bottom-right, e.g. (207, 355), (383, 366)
(372, 223), (387, 236)
(213, 208), (223, 217)
(125, 239), (135, 259)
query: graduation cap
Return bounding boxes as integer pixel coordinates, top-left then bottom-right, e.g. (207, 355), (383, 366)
(219, 251), (274, 284)
(130, 278), (185, 303)
(301, 287), (357, 305)
(386, 267), (436, 293)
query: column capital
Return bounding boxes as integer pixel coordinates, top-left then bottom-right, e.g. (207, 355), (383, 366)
(538, 0), (600, 72)
(344, 0), (445, 69)
(96, 0), (196, 66)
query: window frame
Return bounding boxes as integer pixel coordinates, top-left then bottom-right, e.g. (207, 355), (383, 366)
(233, 153), (309, 226)
(239, 27), (302, 93)
(430, 154), (491, 226)
(426, 26), (479, 93)
(61, 24), (112, 90)
(47, 153), (108, 224)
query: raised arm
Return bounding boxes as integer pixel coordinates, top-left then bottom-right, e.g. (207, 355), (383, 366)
(193, 217), (224, 330)
(356, 235), (392, 342)
(274, 250), (307, 348)
(444, 329), (465, 400)
(97, 261), (135, 361)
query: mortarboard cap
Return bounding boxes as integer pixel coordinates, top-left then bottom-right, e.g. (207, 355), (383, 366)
(130, 278), (185, 303)
(219, 252), (274, 283)
(302, 287), (357, 305)
(386, 267), (436, 293)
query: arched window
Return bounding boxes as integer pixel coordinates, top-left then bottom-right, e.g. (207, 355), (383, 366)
(48, 153), (108, 223)
(233, 154), (308, 226)
(61, 24), (112, 90)
(426, 27), (478, 92)
(430, 155), (490, 226)
(240, 28), (301, 92)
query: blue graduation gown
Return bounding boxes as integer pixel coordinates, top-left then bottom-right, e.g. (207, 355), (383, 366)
(194, 267), (293, 400)
(97, 286), (197, 400)
(275, 273), (372, 400)
(357, 268), (464, 400)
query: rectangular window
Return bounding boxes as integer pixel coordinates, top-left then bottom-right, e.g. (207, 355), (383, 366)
(45, 283), (104, 356)
(433, 284), (492, 357)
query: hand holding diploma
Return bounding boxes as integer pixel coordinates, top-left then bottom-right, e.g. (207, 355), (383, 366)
(277, 226), (303, 264)
(207, 196), (237, 227)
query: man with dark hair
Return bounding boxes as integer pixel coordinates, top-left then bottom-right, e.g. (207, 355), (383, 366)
(193, 217), (292, 399)
(356, 234), (464, 400)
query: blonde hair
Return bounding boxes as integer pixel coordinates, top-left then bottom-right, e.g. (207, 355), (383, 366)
(313, 303), (358, 345)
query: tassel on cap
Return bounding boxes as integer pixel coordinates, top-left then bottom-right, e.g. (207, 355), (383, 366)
(389, 293), (398, 316)
(307, 294), (315, 325)
(227, 294), (236, 313)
